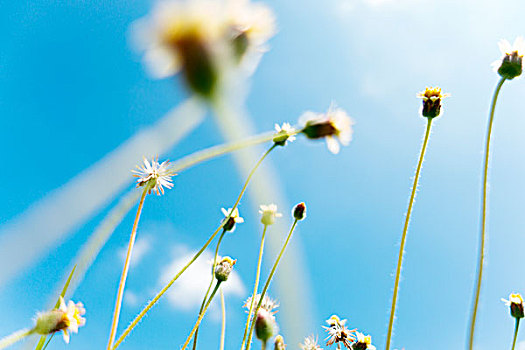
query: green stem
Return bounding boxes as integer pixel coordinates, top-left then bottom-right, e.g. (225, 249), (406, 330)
(112, 145), (277, 350)
(107, 187), (149, 350)
(467, 77), (506, 350)
(240, 225), (269, 350)
(220, 288), (226, 350)
(245, 220), (299, 350)
(262, 341), (267, 350)
(385, 117), (433, 350)
(193, 230), (227, 350)
(0, 329), (34, 349)
(181, 282), (222, 350)
(511, 318), (521, 350)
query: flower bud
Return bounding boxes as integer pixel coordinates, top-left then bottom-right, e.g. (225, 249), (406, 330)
(416, 87), (449, 119)
(493, 37), (525, 80)
(215, 256), (236, 282)
(503, 293), (524, 319)
(274, 335), (286, 350)
(255, 309), (277, 343)
(293, 202), (306, 221)
(221, 207), (244, 232)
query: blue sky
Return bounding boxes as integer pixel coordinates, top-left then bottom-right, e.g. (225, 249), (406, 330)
(1, 0), (525, 349)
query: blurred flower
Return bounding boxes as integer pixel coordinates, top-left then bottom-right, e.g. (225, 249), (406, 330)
(34, 297), (86, 344)
(300, 104), (354, 154)
(273, 123), (296, 146)
(132, 0), (276, 97)
(352, 332), (376, 350)
(225, 0), (276, 69)
(416, 87), (449, 119)
(323, 315), (356, 349)
(259, 204), (282, 225)
(221, 207), (244, 231)
(132, 157), (174, 195)
(244, 294), (279, 314)
(502, 293), (524, 319)
(215, 256), (237, 281)
(300, 335), (323, 350)
(274, 335), (286, 350)
(492, 37), (525, 80)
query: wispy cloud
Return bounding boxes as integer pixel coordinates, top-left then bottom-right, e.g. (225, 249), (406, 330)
(518, 341), (525, 350)
(159, 245), (245, 312)
(118, 235), (153, 267)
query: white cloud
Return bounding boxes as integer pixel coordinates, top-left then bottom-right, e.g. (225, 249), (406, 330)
(124, 290), (140, 307)
(118, 235), (152, 267)
(159, 245), (245, 312)
(518, 341), (525, 350)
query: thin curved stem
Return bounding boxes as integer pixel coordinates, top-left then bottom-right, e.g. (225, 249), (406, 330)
(511, 318), (521, 350)
(0, 329), (34, 349)
(240, 225), (269, 350)
(112, 145), (277, 350)
(220, 288), (226, 350)
(385, 117), (433, 350)
(245, 220), (299, 350)
(193, 230), (227, 350)
(181, 282), (222, 350)
(107, 187), (149, 350)
(467, 77), (506, 350)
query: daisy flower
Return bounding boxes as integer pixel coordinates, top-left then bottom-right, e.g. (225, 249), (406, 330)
(132, 157), (174, 195)
(492, 37), (525, 79)
(259, 203), (282, 225)
(300, 104), (354, 154)
(416, 86), (450, 119)
(300, 335), (324, 350)
(34, 297), (86, 344)
(273, 122), (296, 146)
(352, 332), (376, 350)
(323, 315), (356, 349)
(221, 207), (244, 232)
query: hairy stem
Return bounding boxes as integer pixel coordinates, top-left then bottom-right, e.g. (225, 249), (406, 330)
(0, 329), (34, 349)
(385, 117), (433, 350)
(107, 187), (149, 350)
(467, 77), (506, 350)
(193, 230), (227, 350)
(240, 225), (269, 350)
(181, 282), (222, 350)
(245, 220), (299, 350)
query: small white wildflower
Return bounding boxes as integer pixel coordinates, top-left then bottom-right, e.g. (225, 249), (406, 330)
(300, 104), (354, 154)
(353, 332), (376, 350)
(300, 335), (323, 350)
(221, 207), (244, 231)
(502, 293), (525, 319)
(492, 37), (525, 79)
(273, 123), (296, 146)
(35, 297), (86, 344)
(132, 157), (174, 195)
(259, 204), (282, 225)
(323, 315), (356, 349)
(244, 294), (279, 314)
(416, 86), (450, 119)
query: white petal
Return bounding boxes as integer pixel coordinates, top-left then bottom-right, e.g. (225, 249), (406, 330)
(144, 46), (181, 79)
(326, 137), (340, 154)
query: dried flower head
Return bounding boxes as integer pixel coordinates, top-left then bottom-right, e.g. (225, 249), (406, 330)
(34, 297), (86, 344)
(300, 335), (323, 350)
(502, 293), (524, 319)
(300, 104), (354, 154)
(259, 204), (282, 225)
(132, 157), (174, 195)
(215, 256), (237, 281)
(273, 123), (296, 146)
(274, 335), (286, 350)
(416, 87), (450, 119)
(323, 315), (356, 349)
(221, 207), (244, 232)
(352, 332), (376, 350)
(492, 37), (525, 80)
(244, 294), (279, 314)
